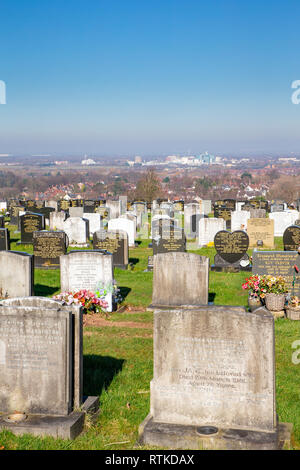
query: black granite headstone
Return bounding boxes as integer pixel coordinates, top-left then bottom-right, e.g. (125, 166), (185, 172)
(33, 230), (68, 269)
(93, 229), (128, 269)
(214, 230), (249, 264)
(152, 226), (186, 255)
(0, 228), (10, 251)
(283, 226), (300, 251)
(20, 212), (45, 244)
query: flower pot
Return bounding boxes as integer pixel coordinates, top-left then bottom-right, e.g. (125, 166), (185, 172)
(265, 293), (286, 312)
(248, 295), (263, 312)
(286, 307), (300, 321)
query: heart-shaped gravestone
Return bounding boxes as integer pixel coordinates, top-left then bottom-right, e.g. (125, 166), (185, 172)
(283, 225), (300, 251)
(214, 230), (249, 264)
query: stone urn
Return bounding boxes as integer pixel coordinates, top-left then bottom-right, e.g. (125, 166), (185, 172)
(248, 295), (263, 312)
(265, 293), (286, 312)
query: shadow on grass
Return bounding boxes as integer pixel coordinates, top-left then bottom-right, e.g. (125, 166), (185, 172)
(119, 286), (131, 300)
(83, 355), (125, 397)
(209, 292), (216, 303)
(34, 284), (59, 297)
(129, 257), (139, 265)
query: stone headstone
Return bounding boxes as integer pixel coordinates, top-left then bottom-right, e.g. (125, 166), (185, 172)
(250, 209), (266, 219)
(62, 217), (89, 247)
(152, 226), (186, 256)
(283, 226), (300, 251)
(213, 231), (250, 271)
(0, 296), (99, 439)
(93, 229), (128, 269)
(247, 218), (274, 249)
(252, 251), (300, 297)
(108, 217), (135, 247)
(60, 250), (114, 311)
(231, 211), (250, 232)
(69, 207), (84, 218)
(0, 228), (10, 251)
(33, 231), (68, 269)
(149, 252), (209, 309)
(0, 251), (33, 297)
(49, 211), (68, 231)
(198, 218), (226, 247)
(20, 213), (45, 244)
(105, 200), (120, 219)
(184, 203), (201, 238)
(0, 216), (5, 229)
(10, 205), (25, 226)
(140, 305), (279, 450)
(83, 213), (103, 236)
(269, 211), (300, 237)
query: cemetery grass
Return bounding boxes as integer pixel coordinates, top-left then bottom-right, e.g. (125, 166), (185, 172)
(1, 229), (300, 449)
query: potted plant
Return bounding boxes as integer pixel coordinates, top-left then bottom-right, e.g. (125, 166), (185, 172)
(286, 296), (300, 320)
(259, 275), (287, 312)
(242, 275), (263, 311)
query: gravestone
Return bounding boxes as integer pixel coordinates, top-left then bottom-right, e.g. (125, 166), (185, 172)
(0, 297), (99, 439)
(0, 216), (5, 229)
(83, 213), (103, 236)
(62, 217), (89, 247)
(283, 226), (300, 251)
(20, 212), (45, 244)
(105, 200), (120, 219)
(50, 211), (68, 231)
(269, 211), (300, 237)
(45, 200), (58, 211)
(198, 218), (226, 247)
(60, 250), (114, 312)
(250, 209), (266, 219)
(247, 218), (274, 249)
(10, 205), (25, 226)
(231, 211), (250, 232)
(184, 203), (201, 238)
(33, 231), (68, 269)
(93, 229), (128, 269)
(139, 305), (291, 450)
(152, 227), (186, 256)
(57, 200), (70, 213)
(149, 252), (209, 309)
(252, 251), (300, 297)
(83, 200), (97, 213)
(0, 251), (33, 297)
(212, 231), (250, 272)
(69, 207), (84, 218)
(0, 228), (10, 251)
(108, 217), (135, 247)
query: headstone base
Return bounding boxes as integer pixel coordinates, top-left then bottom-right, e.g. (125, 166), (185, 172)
(138, 414), (293, 451)
(211, 265), (252, 273)
(0, 396), (99, 440)
(16, 241), (32, 245)
(69, 243), (90, 248)
(147, 303), (212, 312)
(114, 264), (128, 270)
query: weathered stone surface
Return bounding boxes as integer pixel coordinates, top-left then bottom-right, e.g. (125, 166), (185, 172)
(198, 218), (226, 247)
(150, 306), (276, 432)
(49, 211), (67, 231)
(0, 251), (33, 297)
(150, 252), (209, 308)
(69, 207), (84, 218)
(0, 303), (73, 415)
(108, 217), (135, 247)
(269, 211), (300, 237)
(247, 218), (274, 249)
(62, 217), (89, 247)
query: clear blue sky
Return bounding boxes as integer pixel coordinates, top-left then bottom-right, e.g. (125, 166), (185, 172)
(0, 0), (300, 156)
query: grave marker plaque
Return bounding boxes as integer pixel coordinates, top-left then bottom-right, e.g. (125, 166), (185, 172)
(252, 251), (300, 297)
(33, 231), (68, 269)
(283, 226), (300, 251)
(93, 229), (128, 269)
(20, 213), (45, 244)
(247, 218), (274, 249)
(152, 227), (186, 255)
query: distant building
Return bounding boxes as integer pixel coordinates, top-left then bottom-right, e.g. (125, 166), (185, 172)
(135, 156), (142, 163)
(81, 158), (96, 165)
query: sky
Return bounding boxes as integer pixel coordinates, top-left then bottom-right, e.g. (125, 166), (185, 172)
(0, 0), (300, 156)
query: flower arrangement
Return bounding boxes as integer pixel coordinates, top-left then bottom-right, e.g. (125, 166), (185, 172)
(242, 275), (287, 299)
(288, 296), (300, 310)
(53, 290), (109, 317)
(95, 280), (123, 305)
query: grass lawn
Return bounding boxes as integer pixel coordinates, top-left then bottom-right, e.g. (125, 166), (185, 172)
(0, 227), (299, 450)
